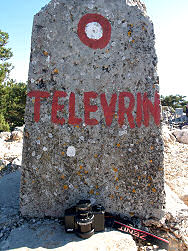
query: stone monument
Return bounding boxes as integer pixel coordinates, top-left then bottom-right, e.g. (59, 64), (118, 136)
(20, 0), (165, 219)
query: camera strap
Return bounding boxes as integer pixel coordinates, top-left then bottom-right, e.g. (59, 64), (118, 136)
(105, 215), (169, 250)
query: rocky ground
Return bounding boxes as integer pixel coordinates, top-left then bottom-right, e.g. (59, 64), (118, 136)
(163, 125), (188, 207)
(0, 125), (188, 250)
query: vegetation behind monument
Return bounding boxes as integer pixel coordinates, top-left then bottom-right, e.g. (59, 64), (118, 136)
(161, 95), (187, 112)
(0, 29), (26, 131)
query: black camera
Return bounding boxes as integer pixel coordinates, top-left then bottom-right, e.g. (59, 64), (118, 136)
(64, 200), (105, 239)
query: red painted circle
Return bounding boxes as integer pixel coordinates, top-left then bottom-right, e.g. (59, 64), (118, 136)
(77, 13), (111, 49)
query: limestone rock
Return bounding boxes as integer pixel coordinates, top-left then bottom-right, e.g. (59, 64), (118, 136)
(12, 156), (22, 166)
(0, 133), (23, 166)
(11, 130), (23, 141)
(162, 125), (176, 146)
(0, 132), (11, 141)
(172, 129), (188, 144)
(165, 184), (188, 216)
(13, 126), (24, 132)
(0, 141), (23, 162)
(181, 194), (188, 206)
(59, 231), (137, 251)
(20, 0), (165, 219)
(164, 184), (188, 248)
(164, 126), (188, 213)
(143, 184), (188, 250)
(180, 185), (188, 206)
(0, 159), (9, 171)
(182, 125), (188, 130)
(1, 221), (137, 251)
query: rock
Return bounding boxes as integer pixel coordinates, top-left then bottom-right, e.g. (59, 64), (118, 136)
(142, 184), (188, 250)
(0, 139), (23, 162)
(13, 126), (24, 133)
(0, 159), (9, 171)
(162, 184), (188, 249)
(180, 186), (188, 206)
(162, 125), (176, 145)
(0, 132), (11, 141)
(181, 195), (188, 206)
(164, 127), (188, 219)
(172, 129), (188, 144)
(11, 130), (23, 141)
(12, 156), (22, 166)
(1, 229), (137, 251)
(21, 0), (165, 220)
(167, 177), (188, 207)
(61, 231), (137, 251)
(165, 184), (188, 216)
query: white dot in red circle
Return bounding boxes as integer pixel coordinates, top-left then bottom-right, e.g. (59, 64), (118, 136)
(77, 13), (111, 49)
(85, 22), (103, 40)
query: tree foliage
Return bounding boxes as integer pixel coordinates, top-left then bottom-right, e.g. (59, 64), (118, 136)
(0, 30), (27, 132)
(0, 30), (13, 83)
(0, 113), (10, 132)
(1, 81), (27, 129)
(0, 81), (27, 131)
(161, 95), (188, 112)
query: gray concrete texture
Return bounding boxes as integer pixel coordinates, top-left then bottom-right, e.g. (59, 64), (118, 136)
(20, 0), (165, 219)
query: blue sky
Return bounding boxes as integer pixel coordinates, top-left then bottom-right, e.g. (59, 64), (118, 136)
(0, 0), (188, 98)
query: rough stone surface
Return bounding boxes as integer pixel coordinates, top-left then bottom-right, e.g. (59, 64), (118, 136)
(11, 131), (23, 142)
(0, 132), (11, 141)
(162, 125), (176, 146)
(143, 184), (188, 250)
(20, 0), (165, 218)
(1, 229), (137, 251)
(0, 134), (23, 166)
(163, 127), (188, 209)
(172, 129), (188, 144)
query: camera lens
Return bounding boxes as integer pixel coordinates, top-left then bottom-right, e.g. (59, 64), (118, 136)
(76, 212), (94, 238)
(76, 200), (91, 212)
(75, 200), (94, 238)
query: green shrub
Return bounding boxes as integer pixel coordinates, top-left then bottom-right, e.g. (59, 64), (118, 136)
(0, 30), (27, 131)
(0, 81), (27, 131)
(0, 113), (10, 132)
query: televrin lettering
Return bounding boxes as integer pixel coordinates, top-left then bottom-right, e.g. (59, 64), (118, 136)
(28, 90), (160, 128)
